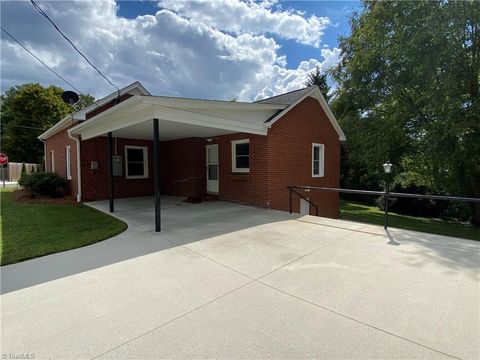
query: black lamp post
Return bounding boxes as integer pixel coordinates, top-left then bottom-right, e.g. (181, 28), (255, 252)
(383, 161), (393, 229)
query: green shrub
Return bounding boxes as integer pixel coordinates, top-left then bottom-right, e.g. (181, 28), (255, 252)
(18, 172), (67, 197)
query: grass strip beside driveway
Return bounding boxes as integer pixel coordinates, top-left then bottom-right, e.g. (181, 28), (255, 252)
(0, 188), (127, 265)
(340, 200), (480, 241)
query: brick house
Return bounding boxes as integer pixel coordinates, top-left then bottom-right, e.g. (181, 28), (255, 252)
(39, 81), (345, 231)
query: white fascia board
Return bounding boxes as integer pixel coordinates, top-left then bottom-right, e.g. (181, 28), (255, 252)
(152, 105), (267, 135)
(267, 86), (346, 141)
(74, 81), (151, 120)
(40, 81), (151, 140)
(69, 98), (148, 140)
(312, 86), (346, 141)
(142, 96), (285, 111)
(38, 114), (80, 140)
(71, 106), (153, 140)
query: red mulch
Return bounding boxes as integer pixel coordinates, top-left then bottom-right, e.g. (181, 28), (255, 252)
(12, 189), (77, 205)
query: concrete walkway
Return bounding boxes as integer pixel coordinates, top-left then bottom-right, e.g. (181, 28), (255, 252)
(1, 196), (479, 359)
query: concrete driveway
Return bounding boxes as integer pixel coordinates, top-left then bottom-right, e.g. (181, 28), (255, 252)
(1, 197), (479, 359)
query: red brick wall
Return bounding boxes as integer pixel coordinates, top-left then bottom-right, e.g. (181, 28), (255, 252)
(80, 137), (155, 201)
(44, 122), (80, 200)
(80, 136), (206, 201)
(85, 94), (132, 119)
(209, 133), (268, 207)
(266, 96), (340, 218)
(160, 137), (206, 197)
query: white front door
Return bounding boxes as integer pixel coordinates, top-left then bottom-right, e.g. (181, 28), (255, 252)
(206, 144), (219, 194)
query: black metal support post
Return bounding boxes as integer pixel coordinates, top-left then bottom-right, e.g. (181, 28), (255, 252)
(384, 172), (390, 229)
(107, 132), (114, 213)
(153, 118), (161, 232)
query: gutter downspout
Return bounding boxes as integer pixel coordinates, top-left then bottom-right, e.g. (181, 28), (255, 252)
(67, 130), (82, 202)
(40, 139), (47, 172)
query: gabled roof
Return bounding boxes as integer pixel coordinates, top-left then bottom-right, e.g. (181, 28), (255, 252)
(41, 81), (345, 142)
(38, 81), (150, 140)
(255, 86), (315, 105)
(261, 85), (346, 141)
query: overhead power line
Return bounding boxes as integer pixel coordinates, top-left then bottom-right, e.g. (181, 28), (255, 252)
(1, 26), (82, 94)
(0, 123), (49, 131)
(30, 0), (120, 93)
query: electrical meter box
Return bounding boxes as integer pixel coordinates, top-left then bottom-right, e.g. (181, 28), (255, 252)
(90, 161), (98, 170)
(112, 155), (123, 176)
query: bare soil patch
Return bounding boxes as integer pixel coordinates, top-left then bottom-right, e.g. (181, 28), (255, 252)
(13, 189), (77, 205)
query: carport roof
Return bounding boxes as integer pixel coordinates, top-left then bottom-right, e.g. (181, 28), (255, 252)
(68, 94), (287, 140)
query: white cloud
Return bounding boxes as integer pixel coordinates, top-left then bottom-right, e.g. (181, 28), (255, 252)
(0, 0), (340, 101)
(158, 0), (330, 48)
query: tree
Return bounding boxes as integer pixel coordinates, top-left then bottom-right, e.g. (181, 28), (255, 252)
(331, 1), (480, 224)
(306, 66), (331, 102)
(78, 94), (95, 110)
(0, 83), (95, 164)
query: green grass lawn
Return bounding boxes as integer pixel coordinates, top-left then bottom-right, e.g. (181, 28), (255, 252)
(340, 200), (480, 241)
(0, 188), (127, 265)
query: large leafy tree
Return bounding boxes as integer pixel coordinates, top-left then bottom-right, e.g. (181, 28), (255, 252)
(0, 84), (95, 164)
(306, 66), (331, 102)
(332, 0), (480, 224)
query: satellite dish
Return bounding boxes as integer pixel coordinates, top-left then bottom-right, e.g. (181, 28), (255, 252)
(62, 90), (79, 105)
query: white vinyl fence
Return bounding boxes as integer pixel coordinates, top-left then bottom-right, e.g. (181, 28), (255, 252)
(0, 162), (42, 182)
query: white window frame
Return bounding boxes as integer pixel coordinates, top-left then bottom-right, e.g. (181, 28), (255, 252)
(65, 145), (72, 180)
(312, 143), (324, 177)
(125, 145), (149, 179)
(231, 139), (250, 173)
(50, 150), (55, 173)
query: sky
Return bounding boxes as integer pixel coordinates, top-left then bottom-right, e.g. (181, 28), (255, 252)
(0, 0), (362, 101)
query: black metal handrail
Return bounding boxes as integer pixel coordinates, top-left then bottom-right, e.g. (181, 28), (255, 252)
(287, 185), (480, 229)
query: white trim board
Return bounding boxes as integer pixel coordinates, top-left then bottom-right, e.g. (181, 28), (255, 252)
(265, 86), (346, 142)
(38, 81), (150, 140)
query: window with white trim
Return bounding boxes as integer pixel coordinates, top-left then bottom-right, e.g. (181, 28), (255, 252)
(312, 143), (324, 177)
(231, 139), (249, 173)
(50, 150), (55, 173)
(65, 146), (72, 179)
(125, 146), (148, 179)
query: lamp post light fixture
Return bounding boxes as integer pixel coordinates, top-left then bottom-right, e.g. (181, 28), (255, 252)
(383, 161), (393, 229)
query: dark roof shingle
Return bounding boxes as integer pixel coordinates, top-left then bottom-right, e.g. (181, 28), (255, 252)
(254, 86), (314, 105)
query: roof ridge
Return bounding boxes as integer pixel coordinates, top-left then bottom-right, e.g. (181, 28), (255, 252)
(145, 94), (253, 104)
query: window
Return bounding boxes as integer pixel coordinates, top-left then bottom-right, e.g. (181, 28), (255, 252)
(312, 143), (324, 177)
(50, 150), (55, 173)
(231, 139), (249, 173)
(65, 146), (72, 179)
(125, 146), (148, 179)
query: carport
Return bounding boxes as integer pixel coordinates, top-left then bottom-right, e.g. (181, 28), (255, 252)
(68, 95), (285, 231)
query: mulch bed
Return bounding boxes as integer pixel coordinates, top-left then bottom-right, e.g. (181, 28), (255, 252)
(11, 189), (77, 205)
